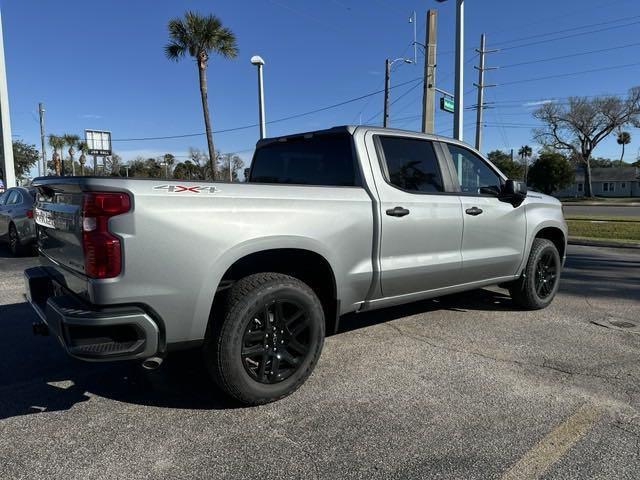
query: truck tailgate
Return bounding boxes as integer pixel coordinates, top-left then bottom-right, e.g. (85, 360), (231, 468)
(34, 181), (86, 275)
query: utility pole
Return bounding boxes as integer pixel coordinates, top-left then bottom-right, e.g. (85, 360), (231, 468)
(38, 103), (46, 176)
(473, 34), (497, 151)
(0, 8), (15, 188)
(421, 9), (437, 133)
(453, 0), (464, 141)
(383, 58), (391, 128)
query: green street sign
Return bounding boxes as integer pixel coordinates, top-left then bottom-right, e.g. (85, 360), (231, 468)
(440, 96), (455, 113)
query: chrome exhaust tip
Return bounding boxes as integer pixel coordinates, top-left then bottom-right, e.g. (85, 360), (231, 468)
(141, 357), (163, 370)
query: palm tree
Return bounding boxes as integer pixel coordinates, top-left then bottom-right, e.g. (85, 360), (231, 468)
(518, 145), (533, 182)
(77, 141), (89, 175)
(62, 134), (80, 176)
(48, 135), (65, 175)
(617, 130), (631, 164)
(165, 11), (238, 181)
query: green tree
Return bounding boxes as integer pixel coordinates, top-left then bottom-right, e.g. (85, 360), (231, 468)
(165, 11), (238, 180)
(616, 130), (631, 163)
(534, 88), (640, 197)
(77, 141), (89, 175)
(217, 153), (245, 182)
(518, 145), (533, 182)
(527, 151), (574, 195)
(48, 135), (65, 175)
(588, 156), (613, 168)
(106, 154), (122, 176)
(173, 160), (201, 180)
(12, 140), (39, 181)
(62, 134), (80, 176)
(487, 150), (524, 180)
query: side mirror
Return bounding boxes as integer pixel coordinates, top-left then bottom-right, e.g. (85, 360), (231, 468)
(501, 179), (527, 206)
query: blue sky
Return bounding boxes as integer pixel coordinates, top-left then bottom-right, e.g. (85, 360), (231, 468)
(3, 0), (640, 174)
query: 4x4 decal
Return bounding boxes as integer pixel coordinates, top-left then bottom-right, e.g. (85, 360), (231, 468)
(153, 185), (220, 194)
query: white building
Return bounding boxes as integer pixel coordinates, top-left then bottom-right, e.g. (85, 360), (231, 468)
(555, 167), (640, 198)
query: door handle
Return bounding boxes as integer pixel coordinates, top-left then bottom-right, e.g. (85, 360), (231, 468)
(465, 206), (483, 216)
(386, 206), (410, 217)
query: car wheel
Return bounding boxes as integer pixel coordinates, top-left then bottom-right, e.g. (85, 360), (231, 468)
(509, 238), (561, 310)
(8, 223), (24, 256)
(204, 272), (325, 406)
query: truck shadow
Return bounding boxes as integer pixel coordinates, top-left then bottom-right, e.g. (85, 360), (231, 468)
(0, 288), (516, 418)
(337, 288), (517, 334)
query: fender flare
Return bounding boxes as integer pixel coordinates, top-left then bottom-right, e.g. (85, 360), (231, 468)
(190, 235), (339, 340)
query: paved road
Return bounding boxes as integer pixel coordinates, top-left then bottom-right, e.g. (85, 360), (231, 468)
(0, 245), (639, 479)
(563, 204), (640, 217)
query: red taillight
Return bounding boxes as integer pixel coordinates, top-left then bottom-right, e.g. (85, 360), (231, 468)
(81, 192), (131, 279)
(26, 209), (33, 219)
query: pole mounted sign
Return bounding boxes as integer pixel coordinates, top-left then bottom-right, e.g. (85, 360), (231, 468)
(85, 130), (112, 156)
(440, 96), (455, 113)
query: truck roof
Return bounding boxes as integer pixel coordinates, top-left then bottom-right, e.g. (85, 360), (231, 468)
(256, 125), (463, 149)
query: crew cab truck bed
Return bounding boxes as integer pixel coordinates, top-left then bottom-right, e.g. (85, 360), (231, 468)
(25, 126), (567, 405)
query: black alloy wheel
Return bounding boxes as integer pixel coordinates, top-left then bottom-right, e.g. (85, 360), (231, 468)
(241, 299), (312, 384)
(508, 238), (562, 310)
(9, 224), (21, 256)
(204, 272), (325, 405)
(534, 250), (558, 299)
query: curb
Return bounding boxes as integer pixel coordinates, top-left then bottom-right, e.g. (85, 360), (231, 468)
(568, 237), (640, 249)
(562, 203), (640, 207)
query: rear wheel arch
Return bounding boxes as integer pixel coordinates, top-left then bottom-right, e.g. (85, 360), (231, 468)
(208, 248), (339, 337)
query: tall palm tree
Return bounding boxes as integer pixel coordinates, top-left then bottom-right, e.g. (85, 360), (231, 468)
(518, 145), (533, 182)
(48, 135), (65, 175)
(77, 141), (89, 175)
(63, 134), (80, 176)
(165, 11), (238, 181)
(617, 130), (631, 163)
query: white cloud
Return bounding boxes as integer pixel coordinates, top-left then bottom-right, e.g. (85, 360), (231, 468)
(522, 99), (555, 107)
(80, 114), (103, 119)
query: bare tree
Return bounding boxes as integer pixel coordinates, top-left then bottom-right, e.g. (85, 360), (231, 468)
(533, 87), (640, 197)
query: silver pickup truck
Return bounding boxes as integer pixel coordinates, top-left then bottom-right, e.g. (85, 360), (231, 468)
(25, 126), (567, 405)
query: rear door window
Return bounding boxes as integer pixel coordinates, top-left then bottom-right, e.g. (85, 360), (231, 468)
(378, 136), (444, 193)
(250, 132), (359, 186)
(6, 190), (20, 205)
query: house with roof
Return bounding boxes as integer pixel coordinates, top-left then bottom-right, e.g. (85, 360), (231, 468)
(554, 166), (640, 197)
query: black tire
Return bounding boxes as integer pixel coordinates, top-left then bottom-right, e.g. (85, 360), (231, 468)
(509, 238), (561, 310)
(8, 223), (24, 257)
(204, 273), (325, 406)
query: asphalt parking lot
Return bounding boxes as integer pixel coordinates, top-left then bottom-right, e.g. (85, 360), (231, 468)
(0, 244), (638, 479)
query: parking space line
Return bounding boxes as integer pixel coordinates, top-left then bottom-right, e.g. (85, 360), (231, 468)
(501, 404), (601, 480)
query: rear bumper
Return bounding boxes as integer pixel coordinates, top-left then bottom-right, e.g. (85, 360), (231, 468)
(24, 266), (160, 362)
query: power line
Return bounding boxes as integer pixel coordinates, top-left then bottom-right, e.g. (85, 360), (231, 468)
(499, 61), (640, 87)
(495, 13), (640, 48)
(499, 42), (640, 69)
(496, 19), (640, 52)
(486, 0), (630, 41)
(108, 77), (422, 142)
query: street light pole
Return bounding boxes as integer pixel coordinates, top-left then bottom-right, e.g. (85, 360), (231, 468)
(383, 59), (391, 128)
(250, 56), (266, 139)
(0, 8), (15, 188)
(383, 57), (413, 128)
(453, 0), (464, 141)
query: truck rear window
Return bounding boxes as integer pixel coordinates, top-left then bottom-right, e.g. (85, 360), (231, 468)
(249, 133), (359, 186)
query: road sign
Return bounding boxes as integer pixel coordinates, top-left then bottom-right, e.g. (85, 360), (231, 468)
(440, 96), (455, 113)
(85, 130), (112, 156)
